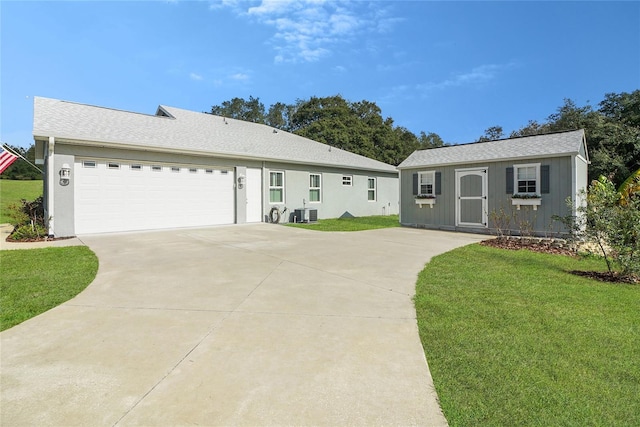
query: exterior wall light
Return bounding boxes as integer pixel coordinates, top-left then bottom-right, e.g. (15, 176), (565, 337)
(237, 174), (245, 189)
(59, 163), (71, 186)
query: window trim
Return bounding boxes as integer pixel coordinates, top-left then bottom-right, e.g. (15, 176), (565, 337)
(367, 177), (376, 202)
(418, 171), (436, 197)
(309, 173), (322, 203)
(342, 175), (353, 186)
(269, 170), (285, 204)
(513, 163), (540, 196)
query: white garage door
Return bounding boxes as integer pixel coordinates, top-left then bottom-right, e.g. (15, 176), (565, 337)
(74, 159), (235, 234)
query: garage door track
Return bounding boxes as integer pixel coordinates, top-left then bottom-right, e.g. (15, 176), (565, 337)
(1, 225), (485, 426)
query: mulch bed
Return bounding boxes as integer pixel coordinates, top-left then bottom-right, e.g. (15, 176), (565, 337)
(480, 238), (576, 257)
(5, 235), (75, 243)
(480, 237), (638, 284)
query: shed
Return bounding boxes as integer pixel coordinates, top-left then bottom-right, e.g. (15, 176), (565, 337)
(397, 129), (589, 235)
(33, 97), (398, 237)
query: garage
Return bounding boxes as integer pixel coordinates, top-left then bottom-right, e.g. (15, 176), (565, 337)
(74, 158), (234, 234)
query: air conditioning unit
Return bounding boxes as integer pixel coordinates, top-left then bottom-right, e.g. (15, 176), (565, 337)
(294, 208), (317, 223)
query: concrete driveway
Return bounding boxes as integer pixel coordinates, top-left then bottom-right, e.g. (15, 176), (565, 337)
(1, 224), (485, 426)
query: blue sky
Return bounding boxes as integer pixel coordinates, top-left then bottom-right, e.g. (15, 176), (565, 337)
(2, 1), (639, 149)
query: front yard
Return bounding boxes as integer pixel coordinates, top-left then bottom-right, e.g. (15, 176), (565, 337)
(415, 244), (639, 426)
(0, 246), (98, 331)
(285, 214), (399, 231)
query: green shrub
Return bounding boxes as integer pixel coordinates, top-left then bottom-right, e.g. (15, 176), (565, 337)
(8, 223), (48, 241)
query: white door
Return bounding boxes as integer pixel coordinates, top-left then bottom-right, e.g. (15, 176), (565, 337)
(74, 159), (235, 234)
(456, 168), (488, 228)
(246, 168), (262, 223)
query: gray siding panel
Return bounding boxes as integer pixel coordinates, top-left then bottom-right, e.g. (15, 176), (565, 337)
(401, 156), (575, 235)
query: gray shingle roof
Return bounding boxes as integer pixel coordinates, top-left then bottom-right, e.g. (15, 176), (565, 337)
(398, 129), (587, 169)
(33, 97), (397, 173)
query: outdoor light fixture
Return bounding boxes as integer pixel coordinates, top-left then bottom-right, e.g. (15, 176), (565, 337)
(59, 163), (71, 186)
(237, 174), (245, 189)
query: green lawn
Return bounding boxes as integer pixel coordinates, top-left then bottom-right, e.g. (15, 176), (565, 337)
(415, 244), (639, 426)
(0, 246), (99, 331)
(285, 214), (400, 231)
(0, 179), (43, 224)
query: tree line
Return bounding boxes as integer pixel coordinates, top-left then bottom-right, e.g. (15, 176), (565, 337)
(209, 95), (445, 167)
(1, 145), (41, 180)
(210, 91), (639, 186)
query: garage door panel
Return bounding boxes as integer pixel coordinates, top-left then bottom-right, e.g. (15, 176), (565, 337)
(75, 160), (235, 234)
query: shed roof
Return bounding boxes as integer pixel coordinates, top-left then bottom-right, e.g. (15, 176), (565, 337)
(398, 129), (587, 169)
(33, 97), (397, 173)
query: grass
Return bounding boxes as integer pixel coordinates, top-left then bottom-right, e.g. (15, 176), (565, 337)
(0, 179), (43, 224)
(415, 244), (639, 426)
(0, 246), (99, 331)
(285, 214), (400, 231)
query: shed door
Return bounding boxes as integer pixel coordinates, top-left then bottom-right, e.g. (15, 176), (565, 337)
(456, 168), (488, 228)
(74, 159), (234, 234)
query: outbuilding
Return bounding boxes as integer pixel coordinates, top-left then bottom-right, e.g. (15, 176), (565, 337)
(33, 97), (398, 237)
(397, 129), (589, 236)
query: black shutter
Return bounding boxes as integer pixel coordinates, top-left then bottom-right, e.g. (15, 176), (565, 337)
(435, 172), (442, 195)
(413, 173), (419, 195)
(506, 167), (514, 194)
(541, 165), (550, 194)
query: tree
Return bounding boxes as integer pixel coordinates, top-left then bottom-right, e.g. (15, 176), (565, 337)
(209, 96), (266, 123)
(478, 126), (504, 142)
(210, 94), (446, 165)
(418, 131), (445, 149)
(506, 93), (640, 187)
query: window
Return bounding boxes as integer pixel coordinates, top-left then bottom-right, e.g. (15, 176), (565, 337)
(269, 171), (284, 203)
(309, 173), (321, 202)
(189, 168), (197, 173)
(152, 165), (162, 172)
(418, 171), (435, 196)
(342, 175), (352, 186)
(515, 163), (540, 194)
(171, 167), (180, 173)
(205, 169), (214, 174)
(221, 170), (229, 175)
(108, 162), (120, 170)
(368, 177), (376, 201)
(131, 164), (142, 171)
(83, 160), (96, 168)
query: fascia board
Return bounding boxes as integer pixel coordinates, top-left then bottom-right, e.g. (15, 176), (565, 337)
(45, 137), (398, 174)
(397, 152), (579, 171)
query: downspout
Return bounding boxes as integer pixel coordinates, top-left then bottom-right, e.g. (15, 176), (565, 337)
(398, 169), (402, 223)
(47, 137), (55, 236)
(262, 161), (266, 222)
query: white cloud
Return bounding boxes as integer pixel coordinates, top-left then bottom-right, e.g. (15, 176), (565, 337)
(230, 72), (249, 81)
(213, 1), (400, 63)
(189, 72), (203, 81)
(419, 63), (518, 92)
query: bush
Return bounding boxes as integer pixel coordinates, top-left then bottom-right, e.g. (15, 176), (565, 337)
(7, 196), (48, 241)
(557, 174), (640, 278)
(8, 224), (48, 241)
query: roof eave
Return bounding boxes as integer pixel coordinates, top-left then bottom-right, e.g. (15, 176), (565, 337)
(397, 151), (579, 170)
(34, 135), (397, 174)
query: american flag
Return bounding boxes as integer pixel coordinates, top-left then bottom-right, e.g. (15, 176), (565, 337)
(0, 146), (19, 174)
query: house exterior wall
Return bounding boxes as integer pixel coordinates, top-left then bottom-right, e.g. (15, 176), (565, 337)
(264, 162), (398, 222)
(47, 142), (398, 236)
(400, 156), (575, 236)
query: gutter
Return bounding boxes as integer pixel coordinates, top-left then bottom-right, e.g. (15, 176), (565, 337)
(33, 135), (398, 175)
